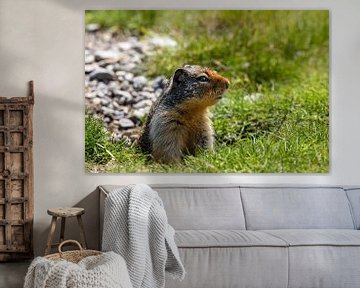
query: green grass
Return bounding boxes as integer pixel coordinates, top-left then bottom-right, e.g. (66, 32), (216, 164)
(85, 10), (329, 173)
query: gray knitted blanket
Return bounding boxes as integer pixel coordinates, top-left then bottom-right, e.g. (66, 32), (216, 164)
(102, 184), (185, 288)
(23, 252), (132, 288)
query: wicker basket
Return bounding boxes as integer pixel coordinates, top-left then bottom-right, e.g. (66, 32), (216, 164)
(45, 240), (102, 263)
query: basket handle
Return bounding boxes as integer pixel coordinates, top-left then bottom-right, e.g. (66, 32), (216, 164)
(58, 240), (83, 255)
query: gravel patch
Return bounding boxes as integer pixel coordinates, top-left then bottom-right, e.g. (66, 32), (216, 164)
(85, 28), (176, 143)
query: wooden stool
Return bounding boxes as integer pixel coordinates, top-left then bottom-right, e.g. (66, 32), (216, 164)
(45, 207), (87, 255)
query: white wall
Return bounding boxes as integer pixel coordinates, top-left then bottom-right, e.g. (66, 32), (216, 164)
(0, 0), (359, 256)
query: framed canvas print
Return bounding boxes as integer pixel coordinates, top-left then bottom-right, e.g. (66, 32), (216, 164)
(84, 10), (329, 173)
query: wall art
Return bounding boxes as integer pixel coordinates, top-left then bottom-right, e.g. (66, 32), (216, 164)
(85, 10), (329, 173)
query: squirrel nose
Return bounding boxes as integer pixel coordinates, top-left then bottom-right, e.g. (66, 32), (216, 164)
(224, 79), (230, 89)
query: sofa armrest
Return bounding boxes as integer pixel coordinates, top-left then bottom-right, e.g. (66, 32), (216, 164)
(99, 186), (109, 250)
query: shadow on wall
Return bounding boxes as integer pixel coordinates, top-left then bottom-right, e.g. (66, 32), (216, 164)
(32, 93), (87, 256)
(0, 42), (30, 96)
(73, 187), (100, 249)
(39, 188), (100, 256)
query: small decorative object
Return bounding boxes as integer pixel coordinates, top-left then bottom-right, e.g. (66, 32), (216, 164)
(24, 240), (133, 288)
(0, 81), (34, 261)
(45, 240), (100, 263)
(45, 207), (87, 255)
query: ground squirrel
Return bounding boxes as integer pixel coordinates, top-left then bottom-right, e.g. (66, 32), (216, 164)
(138, 65), (230, 163)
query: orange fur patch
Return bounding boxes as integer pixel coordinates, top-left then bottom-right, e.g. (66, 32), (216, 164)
(205, 68), (230, 86)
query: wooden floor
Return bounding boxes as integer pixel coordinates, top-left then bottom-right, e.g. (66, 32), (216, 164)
(0, 261), (30, 288)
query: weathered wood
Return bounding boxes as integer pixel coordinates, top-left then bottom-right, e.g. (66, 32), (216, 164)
(77, 215), (87, 249)
(45, 208), (88, 254)
(60, 217), (66, 243)
(47, 207), (85, 218)
(0, 80), (34, 261)
(45, 216), (57, 255)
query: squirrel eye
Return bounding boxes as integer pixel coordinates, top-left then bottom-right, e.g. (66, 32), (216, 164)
(197, 76), (209, 82)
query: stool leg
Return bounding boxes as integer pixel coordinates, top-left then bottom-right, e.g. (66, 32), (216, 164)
(77, 215), (87, 249)
(60, 217), (66, 243)
(45, 216), (57, 255)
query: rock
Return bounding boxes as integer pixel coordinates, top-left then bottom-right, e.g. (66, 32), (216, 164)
(133, 43), (149, 54)
(120, 106), (129, 114)
(96, 90), (106, 98)
(101, 106), (115, 115)
(131, 54), (142, 64)
(132, 76), (147, 90)
(94, 50), (120, 61)
(139, 91), (154, 99)
(155, 89), (163, 98)
(133, 109), (146, 120)
(85, 64), (97, 74)
(90, 80), (98, 86)
(118, 42), (133, 51)
(115, 71), (125, 81)
(142, 86), (154, 93)
(108, 81), (120, 91)
(108, 122), (119, 131)
(117, 54), (131, 65)
(85, 54), (95, 64)
(96, 82), (109, 97)
(92, 98), (101, 105)
(118, 63), (136, 72)
(97, 81), (108, 90)
(119, 81), (130, 91)
(86, 23), (100, 33)
(149, 36), (177, 48)
(143, 106), (151, 114)
(119, 118), (135, 129)
(124, 73), (134, 81)
(100, 98), (111, 106)
(85, 92), (96, 99)
(89, 67), (114, 82)
(105, 64), (114, 71)
(112, 114), (125, 120)
(116, 71), (126, 77)
(113, 90), (133, 103)
(128, 115), (140, 125)
(148, 95), (157, 102)
(102, 33), (112, 42)
(113, 63), (123, 72)
(133, 99), (153, 109)
(112, 101), (121, 110)
(152, 76), (167, 89)
(244, 93), (262, 102)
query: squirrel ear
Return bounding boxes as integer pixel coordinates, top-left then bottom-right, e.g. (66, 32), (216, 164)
(172, 68), (187, 85)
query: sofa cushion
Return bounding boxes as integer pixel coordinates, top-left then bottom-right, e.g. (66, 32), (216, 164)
(165, 246), (288, 288)
(241, 187), (355, 230)
(99, 185), (246, 230)
(287, 246), (360, 288)
(153, 186), (246, 230)
(345, 188), (360, 229)
(260, 230), (360, 288)
(175, 230), (288, 248)
(261, 229), (360, 246)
